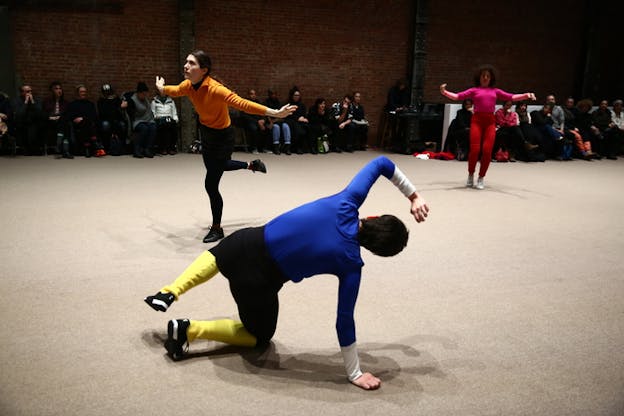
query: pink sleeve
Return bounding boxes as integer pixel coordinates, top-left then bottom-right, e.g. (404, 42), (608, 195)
(495, 89), (514, 102)
(456, 88), (475, 101)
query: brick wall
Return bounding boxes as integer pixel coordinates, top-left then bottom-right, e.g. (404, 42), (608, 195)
(9, 0), (414, 143)
(8, 1), (618, 144)
(426, 1), (586, 103)
(9, 0), (180, 102)
(192, 0), (414, 142)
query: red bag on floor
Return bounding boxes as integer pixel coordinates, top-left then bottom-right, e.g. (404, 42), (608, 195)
(495, 148), (509, 162)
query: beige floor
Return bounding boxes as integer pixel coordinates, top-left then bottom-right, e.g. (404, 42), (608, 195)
(1, 151), (623, 416)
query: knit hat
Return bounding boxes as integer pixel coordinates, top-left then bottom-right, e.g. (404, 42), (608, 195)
(136, 82), (149, 93)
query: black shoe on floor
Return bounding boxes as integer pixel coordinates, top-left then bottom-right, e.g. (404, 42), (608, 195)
(165, 319), (190, 361)
(203, 227), (224, 243)
(250, 159), (267, 173)
(144, 291), (175, 312)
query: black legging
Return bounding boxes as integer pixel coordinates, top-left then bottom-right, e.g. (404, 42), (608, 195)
(200, 125), (247, 225)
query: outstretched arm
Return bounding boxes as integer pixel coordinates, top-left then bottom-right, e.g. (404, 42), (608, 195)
(265, 104), (297, 119)
(512, 92), (536, 101)
(440, 83), (459, 101)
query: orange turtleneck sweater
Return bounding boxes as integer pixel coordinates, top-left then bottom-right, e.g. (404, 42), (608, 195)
(164, 77), (267, 129)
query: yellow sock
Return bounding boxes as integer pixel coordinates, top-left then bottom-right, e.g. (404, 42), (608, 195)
(160, 251), (219, 300)
(187, 319), (257, 347)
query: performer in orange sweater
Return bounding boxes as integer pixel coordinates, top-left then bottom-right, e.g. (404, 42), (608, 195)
(156, 50), (296, 243)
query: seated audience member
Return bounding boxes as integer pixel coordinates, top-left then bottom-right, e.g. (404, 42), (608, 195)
(575, 99), (602, 159)
(264, 88), (291, 155)
(331, 94), (354, 152)
(12, 84), (45, 155)
(129, 81), (157, 158)
(64, 85), (102, 157)
(42, 81), (72, 158)
(494, 100), (529, 162)
(561, 97), (594, 160)
(385, 78), (410, 113)
(610, 99), (624, 159)
(546, 95), (565, 135)
(545, 94), (570, 160)
(350, 91), (369, 150)
(285, 86), (310, 154)
(592, 99), (616, 159)
(151, 90), (179, 155)
(239, 89), (269, 154)
(444, 98), (472, 159)
(307, 97), (333, 154)
(530, 103), (562, 158)
(0, 91), (12, 153)
(97, 84), (128, 156)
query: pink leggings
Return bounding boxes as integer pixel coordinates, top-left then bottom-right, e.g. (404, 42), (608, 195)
(468, 112), (496, 177)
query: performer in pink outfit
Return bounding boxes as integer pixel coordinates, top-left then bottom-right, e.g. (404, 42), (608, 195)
(440, 65), (536, 189)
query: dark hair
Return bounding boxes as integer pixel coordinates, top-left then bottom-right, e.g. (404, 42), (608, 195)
(136, 81), (149, 93)
(473, 64), (497, 87)
(462, 98), (473, 108)
(288, 85), (300, 102)
(358, 215), (409, 257)
(190, 50), (212, 75)
(49, 81), (62, 91)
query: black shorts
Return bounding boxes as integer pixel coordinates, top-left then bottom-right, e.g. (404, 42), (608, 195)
(209, 226), (287, 344)
(199, 124), (234, 160)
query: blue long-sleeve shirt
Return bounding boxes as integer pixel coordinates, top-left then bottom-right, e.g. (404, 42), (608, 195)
(264, 156), (398, 347)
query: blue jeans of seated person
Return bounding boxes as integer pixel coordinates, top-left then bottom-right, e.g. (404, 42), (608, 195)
(272, 123), (291, 145)
(134, 121), (156, 155)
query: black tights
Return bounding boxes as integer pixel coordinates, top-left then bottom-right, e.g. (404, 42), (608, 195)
(201, 155), (247, 226)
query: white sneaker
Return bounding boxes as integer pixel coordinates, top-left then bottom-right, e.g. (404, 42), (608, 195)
(466, 175), (474, 187)
(476, 177), (485, 190)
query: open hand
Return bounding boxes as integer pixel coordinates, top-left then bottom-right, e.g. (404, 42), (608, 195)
(410, 194), (429, 223)
(155, 76), (165, 94)
(272, 104), (297, 119)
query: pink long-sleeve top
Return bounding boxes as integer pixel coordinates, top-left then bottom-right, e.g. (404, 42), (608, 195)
(456, 87), (514, 113)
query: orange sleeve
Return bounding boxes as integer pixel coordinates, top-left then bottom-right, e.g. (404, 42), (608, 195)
(163, 80), (191, 98)
(210, 83), (267, 116)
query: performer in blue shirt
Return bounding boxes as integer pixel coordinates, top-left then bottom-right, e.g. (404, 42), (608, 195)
(144, 156), (429, 390)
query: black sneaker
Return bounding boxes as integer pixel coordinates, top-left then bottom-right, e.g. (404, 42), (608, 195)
(144, 291), (175, 312)
(203, 227), (224, 243)
(250, 159), (267, 173)
(165, 319), (190, 361)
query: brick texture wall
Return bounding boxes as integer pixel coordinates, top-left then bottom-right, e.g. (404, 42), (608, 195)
(426, 1), (586, 103)
(8, 1), (618, 144)
(10, 0), (180, 102)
